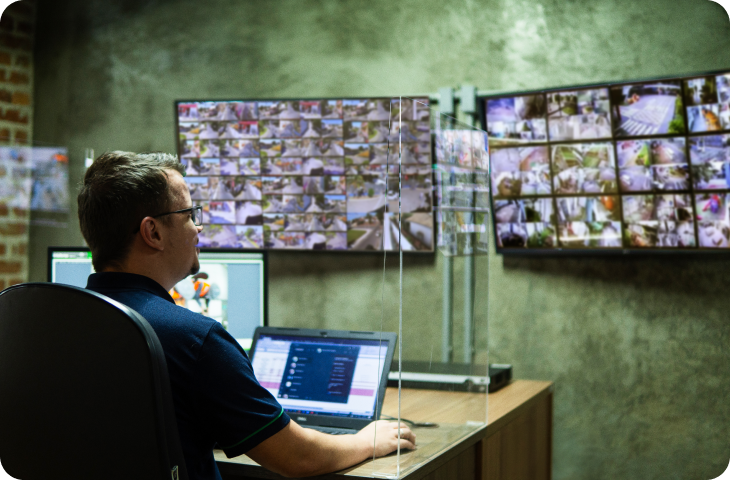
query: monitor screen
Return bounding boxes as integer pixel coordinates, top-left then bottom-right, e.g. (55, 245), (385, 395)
(250, 332), (391, 419)
(48, 247), (267, 349)
(175, 97), (434, 252)
(482, 69), (730, 252)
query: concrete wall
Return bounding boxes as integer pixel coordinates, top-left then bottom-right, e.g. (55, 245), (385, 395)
(31, 0), (730, 478)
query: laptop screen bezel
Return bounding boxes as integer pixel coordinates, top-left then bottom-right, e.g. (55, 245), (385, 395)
(249, 326), (397, 430)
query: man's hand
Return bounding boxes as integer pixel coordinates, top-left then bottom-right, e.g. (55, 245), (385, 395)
(356, 420), (416, 458)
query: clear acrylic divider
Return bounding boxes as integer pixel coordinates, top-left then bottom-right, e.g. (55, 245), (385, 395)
(370, 97), (490, 478)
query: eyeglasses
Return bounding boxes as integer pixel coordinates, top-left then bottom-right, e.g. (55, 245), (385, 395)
(151, 205), (203, 226)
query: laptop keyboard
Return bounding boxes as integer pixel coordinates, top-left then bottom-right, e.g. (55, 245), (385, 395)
(305, 425), (357, 435)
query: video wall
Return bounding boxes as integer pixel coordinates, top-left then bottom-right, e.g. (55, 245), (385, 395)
(483, 70), (730, 251)
(176, 98), (433, 252)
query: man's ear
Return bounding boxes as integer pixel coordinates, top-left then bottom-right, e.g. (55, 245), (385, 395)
(138, 217), (165, 251)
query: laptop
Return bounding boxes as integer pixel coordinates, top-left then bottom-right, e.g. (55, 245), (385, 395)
(249, 327), (397, 435)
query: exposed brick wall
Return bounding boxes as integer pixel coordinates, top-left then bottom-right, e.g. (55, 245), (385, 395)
(0, 0), (34, 290)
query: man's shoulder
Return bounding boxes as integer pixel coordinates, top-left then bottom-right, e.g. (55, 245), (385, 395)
(93, 286), (218, 336)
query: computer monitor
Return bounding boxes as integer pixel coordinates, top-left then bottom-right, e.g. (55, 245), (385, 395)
(47, 247), (267, 350)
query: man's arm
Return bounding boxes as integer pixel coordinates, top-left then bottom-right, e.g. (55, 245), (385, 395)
(246, 420), (416, 478)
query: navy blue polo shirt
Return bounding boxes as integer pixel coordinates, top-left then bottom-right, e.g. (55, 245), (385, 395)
(86, 272), (290, 480)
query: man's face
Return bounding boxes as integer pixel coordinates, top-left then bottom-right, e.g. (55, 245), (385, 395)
(163, 170), (203, 281)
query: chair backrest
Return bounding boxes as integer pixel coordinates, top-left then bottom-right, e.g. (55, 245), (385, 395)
(0, 283), (188, 480)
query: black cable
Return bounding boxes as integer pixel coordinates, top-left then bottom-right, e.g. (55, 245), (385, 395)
(380, 414), (438, 428)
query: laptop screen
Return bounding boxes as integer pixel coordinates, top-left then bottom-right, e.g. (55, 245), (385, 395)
(48, 247), (267, 350)
(251, 332), (393, 420)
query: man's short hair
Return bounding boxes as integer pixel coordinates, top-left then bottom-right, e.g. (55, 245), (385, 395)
(77, 151), (185, 271)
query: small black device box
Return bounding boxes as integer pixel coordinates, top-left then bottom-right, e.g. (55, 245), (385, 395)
(387, 361), (512, 393)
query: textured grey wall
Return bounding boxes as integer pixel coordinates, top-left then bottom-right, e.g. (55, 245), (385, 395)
(31, 0), (730, 478)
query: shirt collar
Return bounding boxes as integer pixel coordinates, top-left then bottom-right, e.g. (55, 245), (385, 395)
(86, 272), (175, 304)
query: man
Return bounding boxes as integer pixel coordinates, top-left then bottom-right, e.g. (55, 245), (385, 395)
(78, 151), (415, 480)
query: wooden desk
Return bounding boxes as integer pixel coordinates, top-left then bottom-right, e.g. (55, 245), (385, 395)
(216, 380), (553, 480)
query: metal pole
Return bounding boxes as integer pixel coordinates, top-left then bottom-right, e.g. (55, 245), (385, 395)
(463, 252), (475, 364)
(438, 88), (456, 365)
(458, 90), (477, 366)
(441, 255), (453, 363)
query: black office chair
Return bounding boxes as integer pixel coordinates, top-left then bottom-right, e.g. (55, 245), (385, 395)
(0, 283), (188, 480)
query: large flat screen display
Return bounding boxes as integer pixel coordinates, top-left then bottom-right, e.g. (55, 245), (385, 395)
(482, 70), (730, 252)
(175, 98), (434, 252)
